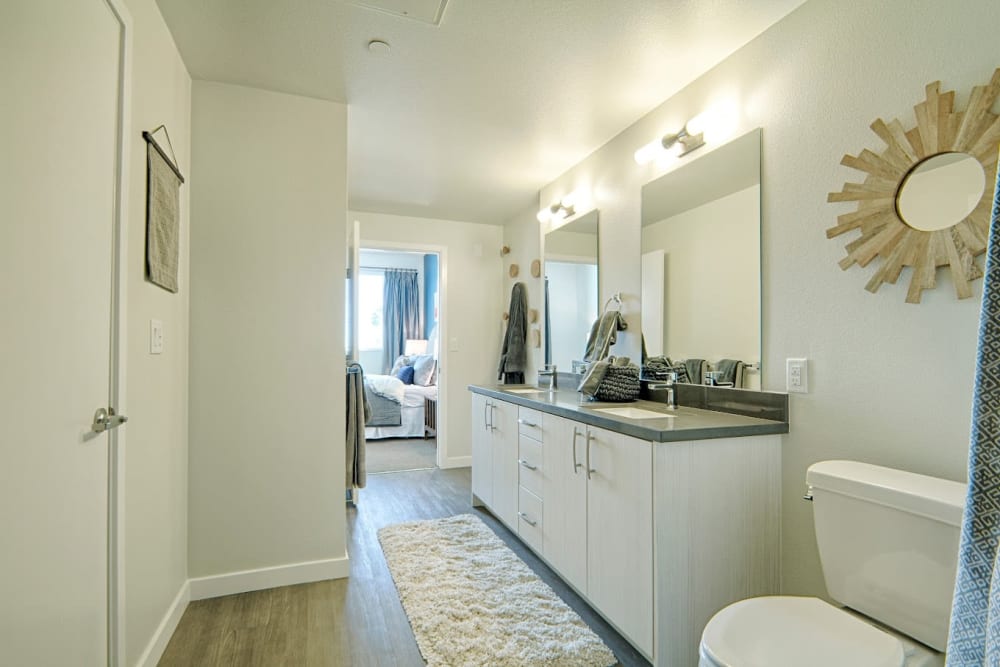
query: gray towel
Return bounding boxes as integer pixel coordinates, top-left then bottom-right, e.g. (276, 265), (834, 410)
(347, 362), (370, 490)
(578, 355), (634, 398)
(146, 146), (181, 292)
(715, 359), (745, 388)
(684, 358), (707, 384)
(584, 311), (627, 362)
(498, 283), (528, 384)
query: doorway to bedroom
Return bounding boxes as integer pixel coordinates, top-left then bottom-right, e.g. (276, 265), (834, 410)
(356, 247), (441, 474)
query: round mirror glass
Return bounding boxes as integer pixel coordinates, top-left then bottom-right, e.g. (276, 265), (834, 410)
(896, 152), (985, 232)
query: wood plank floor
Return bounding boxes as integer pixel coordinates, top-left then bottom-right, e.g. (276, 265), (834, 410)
(159, 467), (650, 666)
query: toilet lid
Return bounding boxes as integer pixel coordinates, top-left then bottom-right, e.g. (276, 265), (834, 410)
(701, 596), (906, 667)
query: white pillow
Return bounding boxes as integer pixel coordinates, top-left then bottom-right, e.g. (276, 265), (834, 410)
(389, 355), (411, 376)
(412, 354), (436, 386)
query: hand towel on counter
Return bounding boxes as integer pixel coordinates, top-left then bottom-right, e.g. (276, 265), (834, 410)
(583, 311), (627, 362)
(497, 282), (528, 384)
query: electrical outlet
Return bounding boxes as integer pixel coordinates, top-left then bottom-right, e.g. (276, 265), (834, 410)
(786, 358), (808, 393)
(150, 319), (164, 354)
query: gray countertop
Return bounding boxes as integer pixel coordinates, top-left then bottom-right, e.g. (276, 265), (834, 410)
(469, 384), (789, 443)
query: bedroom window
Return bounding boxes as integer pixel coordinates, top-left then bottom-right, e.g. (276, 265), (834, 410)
(358, 268), (384, 352)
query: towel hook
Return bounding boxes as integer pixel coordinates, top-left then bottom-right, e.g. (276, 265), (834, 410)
(601, 292), (623, 314)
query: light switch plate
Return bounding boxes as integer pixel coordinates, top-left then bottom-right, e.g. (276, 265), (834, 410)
(150, 319), (164, 354)
(786, 358), (808, 393)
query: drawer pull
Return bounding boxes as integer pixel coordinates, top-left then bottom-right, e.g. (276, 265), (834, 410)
(518, 458), (538, 471)
(517, 418), (538, 428)
(518, 511), (538, 527)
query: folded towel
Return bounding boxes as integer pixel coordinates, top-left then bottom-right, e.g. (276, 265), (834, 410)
(641, 355), (674, 380)
(584, 311), (627, 362)
(715, 359), (745, 388)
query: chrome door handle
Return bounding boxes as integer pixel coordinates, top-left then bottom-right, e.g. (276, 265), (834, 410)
(586, 431), (595, 480)
(571, 427), (583, 473)
(518, 511), (537, 527)
(518, 458), (538, 471)
(92, 406), (127, 433)
(517, 418), (538, 428)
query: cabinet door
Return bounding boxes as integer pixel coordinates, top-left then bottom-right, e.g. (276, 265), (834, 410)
(490, 398), (520, 529)
(543, 415), (589, 593)
(586, 426), (653, 657)
(471, 393), (493, 506)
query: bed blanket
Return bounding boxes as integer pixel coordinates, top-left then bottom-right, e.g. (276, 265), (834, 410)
(364, 374), (405, 427)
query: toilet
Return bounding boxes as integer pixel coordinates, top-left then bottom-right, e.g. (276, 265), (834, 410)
(699, 460), (966, 667)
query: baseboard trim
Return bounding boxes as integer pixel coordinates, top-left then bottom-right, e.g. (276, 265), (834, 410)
(439, 455), (471, 469)
(137, 579), (190, 667)
(188, 555), (350, 601)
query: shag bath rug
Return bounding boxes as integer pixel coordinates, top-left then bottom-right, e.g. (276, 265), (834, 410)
(378, 514), (618, 667)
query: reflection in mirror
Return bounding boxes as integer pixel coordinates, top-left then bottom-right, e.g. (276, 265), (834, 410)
(641, 128), (761, 388)
(896, 152), (986, 232)
(544, 209), (599, 373)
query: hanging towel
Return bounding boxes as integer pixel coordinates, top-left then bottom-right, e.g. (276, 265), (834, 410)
(583, 311), (627, 362)
(146, 144), (181, 292)
(684, 358), (707, 385)
(346, 362), (371, 491)
(715, 359), (745, 388)
(498, 282), (528, 384)
(947, 153), (1000, 665)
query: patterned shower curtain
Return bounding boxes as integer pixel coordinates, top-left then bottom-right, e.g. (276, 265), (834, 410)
(382, 269), (421, 373)
(948, 156), (1000, 665)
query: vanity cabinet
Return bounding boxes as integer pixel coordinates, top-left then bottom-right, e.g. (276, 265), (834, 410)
(470, 393), (518, 527)
(543, 414), (654, 656)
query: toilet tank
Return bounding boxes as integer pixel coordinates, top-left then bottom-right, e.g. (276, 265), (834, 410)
(806, 460), (965, 652)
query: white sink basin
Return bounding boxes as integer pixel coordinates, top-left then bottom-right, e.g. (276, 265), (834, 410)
(504, 388), (546, 394)
(592, 406), (675, 420)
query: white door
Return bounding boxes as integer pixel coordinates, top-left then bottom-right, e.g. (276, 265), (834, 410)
(586, 427), (654, 657)
(542, 416), (589, 593)
(0, 1), (127, 664)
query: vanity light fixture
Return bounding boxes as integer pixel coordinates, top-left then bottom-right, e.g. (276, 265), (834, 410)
(537, 190), (586, 224)
(633, 113), (711, 165)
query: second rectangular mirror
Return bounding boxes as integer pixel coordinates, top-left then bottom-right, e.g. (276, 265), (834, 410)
(641, 128), (762, 388)
(544, 209), (599, 373)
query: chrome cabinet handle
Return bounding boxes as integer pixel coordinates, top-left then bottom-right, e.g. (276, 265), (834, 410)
(571, 427), (583, 473)
(518, 458), (538, 471)
(483, 401), (489, 430)
(586, 431), (596, 480)
(490, 403), (497, 431)
(517, 418), (538, 428)
(518, 511), (537, 527)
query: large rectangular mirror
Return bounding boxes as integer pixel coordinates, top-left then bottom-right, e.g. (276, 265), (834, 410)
(641, 128), (762, 388)
(544, 209), (599, 373)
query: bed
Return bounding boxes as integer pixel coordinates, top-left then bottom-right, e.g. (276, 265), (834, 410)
(364, 356), (438, 440)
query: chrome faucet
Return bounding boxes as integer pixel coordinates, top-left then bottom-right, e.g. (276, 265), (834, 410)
(538, 364), (558, 391)
(648, 371), (678, 410)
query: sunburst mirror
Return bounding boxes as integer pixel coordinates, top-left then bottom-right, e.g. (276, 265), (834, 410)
(827, 68), (1000, 303)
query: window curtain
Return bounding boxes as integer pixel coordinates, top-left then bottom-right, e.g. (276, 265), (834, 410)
(382, 269), (420, 373)
(947, 155), (1000, 664)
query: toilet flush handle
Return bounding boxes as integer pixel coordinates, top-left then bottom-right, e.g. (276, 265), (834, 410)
(803, 485), (814, 501)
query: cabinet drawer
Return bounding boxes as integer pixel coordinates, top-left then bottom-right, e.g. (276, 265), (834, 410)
(517, 407), (545, 441)
(518, 438), (544, 498)
(518, 487), (544, 553)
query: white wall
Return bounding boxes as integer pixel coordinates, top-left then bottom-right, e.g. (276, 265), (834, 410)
(538, 0), (996, 597)
(502, 205), (546, 381)
(120, 0), (191, 662)
(641, 185), (760, 364)
(354, 211), (503, 465)
(189, 82), (348, 580)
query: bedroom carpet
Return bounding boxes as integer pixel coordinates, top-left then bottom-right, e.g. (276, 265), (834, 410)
(378, 514), (618, 667)
(366, 437), (437, 473)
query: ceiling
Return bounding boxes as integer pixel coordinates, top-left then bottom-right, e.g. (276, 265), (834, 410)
(156, 0), (807, 224)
